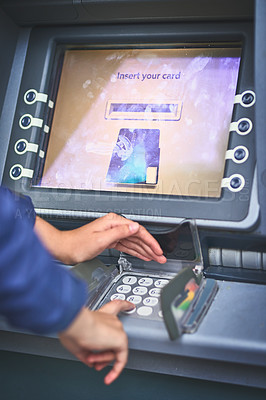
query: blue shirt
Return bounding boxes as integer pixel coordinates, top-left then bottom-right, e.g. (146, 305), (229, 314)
(0, 186), (88, 334)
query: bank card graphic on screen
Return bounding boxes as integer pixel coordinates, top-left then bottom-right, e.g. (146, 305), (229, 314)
(39, 46), (241, 197)
(106, 128), (160, 185)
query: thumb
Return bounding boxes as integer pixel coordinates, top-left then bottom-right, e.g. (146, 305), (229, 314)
(99, 222), (140, 248)
(99, 300), (135, 315)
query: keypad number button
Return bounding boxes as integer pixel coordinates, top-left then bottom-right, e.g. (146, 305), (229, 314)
(126, 295), (142, 305)
(110, 293), (126, 301)
(149, 288), (161, 297)
(143, 297), (158, 307)
(137, 306), (153, 317)
(154, 279), (169, 288)
(116, 284), (131, 294)
(138, 277), (153, 287)
(122, 276), (137, 285)
(133, 286), (148, 295)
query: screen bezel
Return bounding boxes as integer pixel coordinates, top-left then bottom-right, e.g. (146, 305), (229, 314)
(2, 22), (256, 227)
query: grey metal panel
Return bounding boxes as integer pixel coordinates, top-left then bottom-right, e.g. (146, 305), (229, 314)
(0, 27), (31, 182)
(255, 0), (266, 235)
(0, 0), (254, 26)
(0, 330), (266, 389)
(0, 0), (79, 25)
(0, 280), (266, 388)
(0, 8), (19, 118)
(121, 281), (266, 366)
(34, 169), (260, 229)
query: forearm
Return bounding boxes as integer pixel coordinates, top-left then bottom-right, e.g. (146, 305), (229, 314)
(34, 216), (76, 264)
(34, 213), (166, 266)
(34, 217), (100, 265)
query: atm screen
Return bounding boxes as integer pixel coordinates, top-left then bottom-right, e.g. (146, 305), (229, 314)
(38, 46), (241, 198)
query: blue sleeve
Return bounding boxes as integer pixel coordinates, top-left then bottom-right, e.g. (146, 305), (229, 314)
(0, 186), (88, 334)
(0, 186), (36, 226)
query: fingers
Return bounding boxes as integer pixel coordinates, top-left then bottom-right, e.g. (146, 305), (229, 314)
(87, 300), (129, 385)
(87, 351), (115, 371)
(94, 222), (140, 252)
(59, 304), (129, 386)
(93, 213), (140, 235)
(94, 362), (110, 371)
(104, 347), (128, 385)
(87, 351), (115, 365)
(87, 213), (166, 264)
(82, 351), (121, 377)
(115, 237), (167, 263)
(104, 214), (166, 261)
(99, 300), (135, 315)
(135, 225), (165, 257)
(84, 347), (128, 385)
(115, 242), (153, 262)
(116, 235), (154, 258)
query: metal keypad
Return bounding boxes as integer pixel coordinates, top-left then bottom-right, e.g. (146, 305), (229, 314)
(101, 274), (169, 320)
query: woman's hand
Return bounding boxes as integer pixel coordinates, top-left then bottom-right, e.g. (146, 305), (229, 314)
(59, 300), (135, 385)
(35, 213), (167, 265)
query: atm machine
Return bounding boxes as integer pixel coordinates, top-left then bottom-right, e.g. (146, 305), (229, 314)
(0, 0), (266, 398)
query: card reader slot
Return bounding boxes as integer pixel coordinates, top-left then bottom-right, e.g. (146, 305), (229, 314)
(105, 100), (182, 120)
